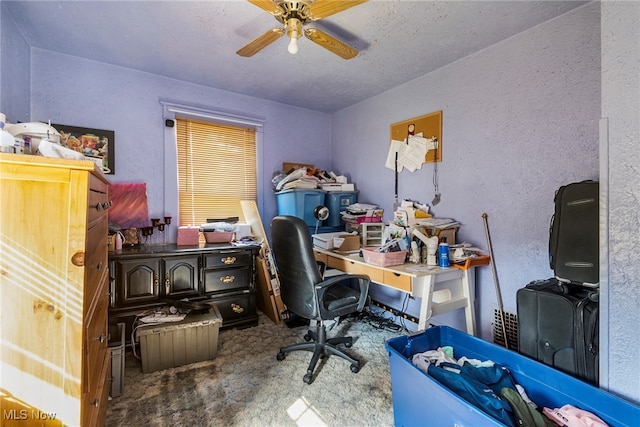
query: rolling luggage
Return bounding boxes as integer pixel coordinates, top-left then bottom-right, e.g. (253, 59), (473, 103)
(548, 180), (599, 287)
(517, 278), (598, 385)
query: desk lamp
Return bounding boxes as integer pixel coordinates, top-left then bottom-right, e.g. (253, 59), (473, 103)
(313, 205), (329, 234)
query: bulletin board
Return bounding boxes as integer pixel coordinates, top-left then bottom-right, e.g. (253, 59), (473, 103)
(390, 110), (442, 163)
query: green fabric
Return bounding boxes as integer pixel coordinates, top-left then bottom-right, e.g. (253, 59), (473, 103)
(500, 387), (549, 427)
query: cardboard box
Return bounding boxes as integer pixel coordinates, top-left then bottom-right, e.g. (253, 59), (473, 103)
(332, 234), (359, 252)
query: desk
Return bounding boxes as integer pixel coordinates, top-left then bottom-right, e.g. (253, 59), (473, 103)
(313, 247), (489, 335)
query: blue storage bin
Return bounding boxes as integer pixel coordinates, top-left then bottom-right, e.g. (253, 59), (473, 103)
(324, 191), (358, 227)
(386, 326), (640, 427)
(275, 189), (325, 226)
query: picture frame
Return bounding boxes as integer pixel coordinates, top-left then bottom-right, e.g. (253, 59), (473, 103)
(52, 124), (115, 174)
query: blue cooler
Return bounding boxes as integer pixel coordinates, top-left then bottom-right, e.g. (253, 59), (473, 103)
(275, 189), (325, 226)
(386, 326), (640, 427)
(324, 191), (358, 227)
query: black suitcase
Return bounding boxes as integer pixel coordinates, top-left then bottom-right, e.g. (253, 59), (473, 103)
(548, 180), (599, 287)
(517, 278), (599, 385)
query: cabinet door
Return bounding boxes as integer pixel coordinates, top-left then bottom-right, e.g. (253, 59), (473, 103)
(163, 255), (200, 298)
(116, 259), (161, 306)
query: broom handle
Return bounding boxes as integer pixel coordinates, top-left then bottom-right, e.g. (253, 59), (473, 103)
(482, 213), (510, 350)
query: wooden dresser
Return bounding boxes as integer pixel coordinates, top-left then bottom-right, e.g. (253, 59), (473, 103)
(0, 153), (111, 426)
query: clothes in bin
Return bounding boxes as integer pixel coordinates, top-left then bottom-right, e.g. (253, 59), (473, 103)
(324, 191), (358, 227)
(275, 189), (325, 226)
(137, 305), (222, 373)
(385, 326), (640, 427)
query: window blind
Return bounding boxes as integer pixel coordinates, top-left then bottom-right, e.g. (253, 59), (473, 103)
(176, 116), (256, 226)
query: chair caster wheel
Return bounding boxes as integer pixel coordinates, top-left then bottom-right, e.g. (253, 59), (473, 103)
(345, 341), (353, 348)
(350, 364), (360, 373)
(277, 352), (286, 361)
(303, 373), (314, 384)
(304, 334), (312, 341)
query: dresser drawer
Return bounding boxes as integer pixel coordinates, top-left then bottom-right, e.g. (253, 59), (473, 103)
(204, 267), (251, 294)
(204, 250), (252, 269)
(210, 291), (257, 325)
(85, 279), (109, 393)
(85, 215), (108, 309)
(88, 175), (110, 224)
(82, 348), (110, 427)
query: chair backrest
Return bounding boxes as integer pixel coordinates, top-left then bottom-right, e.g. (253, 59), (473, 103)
(271, 215), (323, 319)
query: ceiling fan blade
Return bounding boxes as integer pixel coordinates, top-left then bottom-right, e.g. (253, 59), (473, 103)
(247, 0), (282, 16)
(237, 28), (285, 57)
(308, 0), (368, 20)
(304, 28), (358, 59)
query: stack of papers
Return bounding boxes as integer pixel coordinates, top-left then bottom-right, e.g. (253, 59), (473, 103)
(385, 134), (438, 173)
(411, 218), (460, 229)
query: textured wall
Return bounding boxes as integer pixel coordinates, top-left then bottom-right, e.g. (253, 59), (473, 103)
(0, 2), (30, 123)
(601, 1), (640, 403)
(331, 3), (601, 337)
(28, 49), (331, 238)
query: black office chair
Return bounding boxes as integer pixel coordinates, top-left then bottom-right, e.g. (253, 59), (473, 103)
(270, 215), (370, 384)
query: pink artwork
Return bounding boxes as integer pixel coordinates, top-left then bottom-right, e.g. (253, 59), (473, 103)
(108, 183), (149, 229)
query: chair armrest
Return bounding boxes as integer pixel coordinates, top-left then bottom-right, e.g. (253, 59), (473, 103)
(316, 261), (326, 277)
(315, 274), (370, 313)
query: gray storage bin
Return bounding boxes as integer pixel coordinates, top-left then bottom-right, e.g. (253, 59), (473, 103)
(137, 306), (222, 373)
(109, 322), (126, 397)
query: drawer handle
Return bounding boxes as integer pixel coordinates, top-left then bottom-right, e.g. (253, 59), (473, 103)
(95, 334), (106, 343)
(231, 303), (244, 314)
(96, 261), (103, 271)
(221, 256), (236, 265)
(91, 398), (100, 407)
(220, 275), (235, 284)
(94, 201), (112, 211)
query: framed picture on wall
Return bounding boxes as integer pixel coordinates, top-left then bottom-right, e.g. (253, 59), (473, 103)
(52, 124), (115, 174)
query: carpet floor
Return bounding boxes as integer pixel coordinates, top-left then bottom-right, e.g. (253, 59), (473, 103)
(106, 312), (404, 427)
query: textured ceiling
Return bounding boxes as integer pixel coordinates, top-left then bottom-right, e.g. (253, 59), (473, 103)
(3, 0), (587, 113)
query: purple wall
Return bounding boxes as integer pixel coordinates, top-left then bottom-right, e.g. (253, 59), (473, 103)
(27, 48), (331, 238)
(0, 2), (30, 123)
(331, 3), (601, 337)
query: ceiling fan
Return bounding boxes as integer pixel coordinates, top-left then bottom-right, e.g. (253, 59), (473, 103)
(237, 0), (367, 59)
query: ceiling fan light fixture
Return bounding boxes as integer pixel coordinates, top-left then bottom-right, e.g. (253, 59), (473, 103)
(288, 34), (298, 54)
(286, 18), (302, 54)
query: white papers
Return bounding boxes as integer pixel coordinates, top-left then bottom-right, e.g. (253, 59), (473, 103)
(385, 133), (438, 173)
(385, 139), (406, 171)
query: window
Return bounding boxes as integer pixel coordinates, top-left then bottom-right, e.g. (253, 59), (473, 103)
(175, 116), (257, 226)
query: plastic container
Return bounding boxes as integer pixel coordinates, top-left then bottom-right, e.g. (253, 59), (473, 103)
(108, 322), (126, 397)
(203, 231), (235, 243)
(385, 326), (640, 427)
(324, 191), (358, 227)
(275, 189), (325, 226)
(361, 247), (407, 267)
(137, 305), (222, 373)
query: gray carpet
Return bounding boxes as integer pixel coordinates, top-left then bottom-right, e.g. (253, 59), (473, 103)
(106, 312), (403, 427)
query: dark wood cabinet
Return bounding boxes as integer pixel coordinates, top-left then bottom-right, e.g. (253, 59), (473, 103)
(109, 243), (260, 341)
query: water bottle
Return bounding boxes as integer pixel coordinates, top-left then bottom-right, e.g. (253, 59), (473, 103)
(438, 237), (450, 268)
